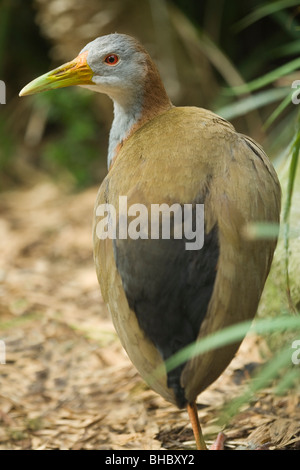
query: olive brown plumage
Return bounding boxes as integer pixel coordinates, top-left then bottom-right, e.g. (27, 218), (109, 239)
(20, 33), (281, 450)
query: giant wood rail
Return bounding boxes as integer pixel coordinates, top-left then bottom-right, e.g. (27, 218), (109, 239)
(20, 33), (281, 450)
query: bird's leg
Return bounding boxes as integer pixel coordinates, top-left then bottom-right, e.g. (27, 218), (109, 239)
(187, 402), (227, 450)
(209, 432), (226, 450)
(187, 401), (207, 450)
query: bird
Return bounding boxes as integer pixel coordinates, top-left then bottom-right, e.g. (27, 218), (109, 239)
(20, 33), (281, 450)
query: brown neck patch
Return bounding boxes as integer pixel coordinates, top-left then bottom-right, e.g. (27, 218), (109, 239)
(109, 47), (173, 170)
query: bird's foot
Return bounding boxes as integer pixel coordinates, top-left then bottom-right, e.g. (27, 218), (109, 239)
(209, 432), (227, 450)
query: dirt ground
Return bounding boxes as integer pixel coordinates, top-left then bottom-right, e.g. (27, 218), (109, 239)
(0, 180), (299, 450)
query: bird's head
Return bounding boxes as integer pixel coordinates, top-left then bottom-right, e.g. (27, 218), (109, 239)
(19, 33), (164, 108)
(20, 33), (172, 167)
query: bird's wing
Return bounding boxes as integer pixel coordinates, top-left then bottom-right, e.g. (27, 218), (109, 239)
(181, 123), (281, 400)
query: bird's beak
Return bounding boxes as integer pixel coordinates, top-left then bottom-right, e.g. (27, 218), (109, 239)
(19, 51), (94, 97)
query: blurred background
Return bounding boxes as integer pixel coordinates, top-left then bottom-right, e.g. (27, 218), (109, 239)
(1, 0), (300, 187)
(0, 0), (299, 450)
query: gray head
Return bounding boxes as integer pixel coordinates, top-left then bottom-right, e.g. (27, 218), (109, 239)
(80, 34), (148, 104)
(78, 34), (172, 166)
(20, 33), (170, 111)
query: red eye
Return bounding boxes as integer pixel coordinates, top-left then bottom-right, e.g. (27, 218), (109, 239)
(104, 54), (119, 65)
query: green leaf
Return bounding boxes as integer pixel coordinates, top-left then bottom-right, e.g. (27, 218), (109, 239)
(151, 315), (300, 382)
(219, 346), (296, 423)
(283, 117), (300, 310)
(243, 222), (280, 240)
(217, 88), (289, 120)
(233, 0), (300, 32)
(264, 91), (294, 129)
(275, 368), (300, 395)
(225, 58), (300, 96)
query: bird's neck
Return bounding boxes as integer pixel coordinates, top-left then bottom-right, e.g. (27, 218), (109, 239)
(108, 100), (142, 169)
(108, 58), (172, 169)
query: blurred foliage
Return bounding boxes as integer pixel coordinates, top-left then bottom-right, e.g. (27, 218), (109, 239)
(0, 0), (51, 187)
(32, 89), (103, 188)
(159, 314), (300, 417)
(0, 0), (300, 188)
(0, 0), (108, 188)
(0, 0), (299, 423)
(0, 0), (299, 312)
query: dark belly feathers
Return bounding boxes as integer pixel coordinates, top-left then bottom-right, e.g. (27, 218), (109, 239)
(113, 213), (219, 408)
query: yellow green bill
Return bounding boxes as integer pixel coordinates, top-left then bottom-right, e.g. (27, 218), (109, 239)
(19, 51), (94, 97)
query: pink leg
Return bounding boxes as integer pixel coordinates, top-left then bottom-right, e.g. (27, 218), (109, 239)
(210, 432), (227, 450)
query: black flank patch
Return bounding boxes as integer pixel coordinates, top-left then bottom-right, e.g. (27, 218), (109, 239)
(113, 206), (219, 408)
